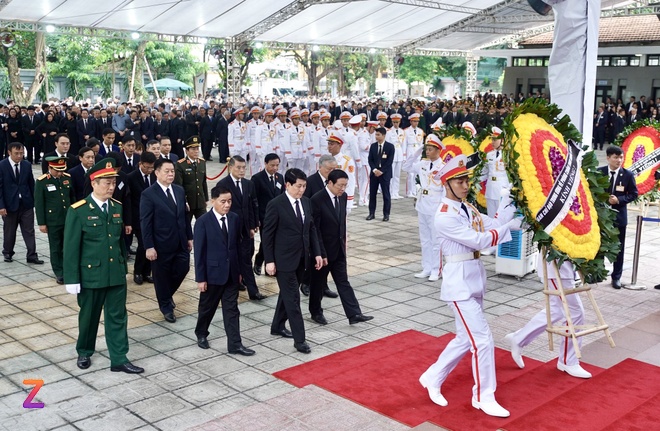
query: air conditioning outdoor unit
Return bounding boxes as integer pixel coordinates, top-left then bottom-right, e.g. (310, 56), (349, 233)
(495, 229), (538, 279)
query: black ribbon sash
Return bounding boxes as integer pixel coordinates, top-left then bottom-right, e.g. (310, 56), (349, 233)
(628, 147), (660, 177)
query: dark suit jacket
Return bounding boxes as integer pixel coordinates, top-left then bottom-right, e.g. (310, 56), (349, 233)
(140, 182), (192, 253)
(303, 171), (325, 199)
(214, 116), (229, 150)
(41, 151), (79, 174)
(251, 170), (285, 224)
(98, 144), (120, 157)
(0, 159), (35, 211)
(140, 116), (155, 142)
(68, 164), (88, 201)
(311, 189), (347, 262)
(120, 152), (141, 175)
(216, 176), (258, 235)
(368, 141), (395, 178)
(127, 168), (156, 231)
(154, 120), (169, 139)
(21, 115), (41, 145)
(261, 193), (321, 272)
(77, 118), (96, 145)
(598, 166), (638, 226)
(161, 153), (179, 163)
(193, 210), (241, 286)
(95, 118), (112, 139)
(614, 115), (626, 137)
(199, 115), (215, 143)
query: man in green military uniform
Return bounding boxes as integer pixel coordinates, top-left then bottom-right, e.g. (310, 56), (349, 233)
(35, 156), (75, 284)
(63, 158), (144, 374)
(175, 135), (208, 224)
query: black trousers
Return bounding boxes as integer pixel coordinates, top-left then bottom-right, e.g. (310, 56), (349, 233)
(186, 207), (207, 227)
(369, 173), (391, 216)
(239, 236), (258, 295)
(201, 138), (213, 160)
(254, 241), (264, 269)
(195, 281), (242, 350)
(271, 258), (306, 343)
(309, 255), (361, 319)
(2, 203), (38, 260)
(151, 248), (190, 314)
(133, 229), (151, 277)
(612, 224), (627, 281)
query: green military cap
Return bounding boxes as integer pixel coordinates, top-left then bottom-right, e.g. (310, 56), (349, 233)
(185, 136), (201, 148)
(45, 155), (68, 171)
(87, 158), (119, 180)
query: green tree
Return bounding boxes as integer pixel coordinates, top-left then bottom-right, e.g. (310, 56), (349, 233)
(292, 49), (339, 96)
(0, 31), (47, 105)
(397, 56), (438, 93)
(437, 57), (467, 83)
(214, 44), (269, 94)
(50, 36), (98, 100)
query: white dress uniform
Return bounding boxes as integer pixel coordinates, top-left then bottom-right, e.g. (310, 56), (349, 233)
(386, 126), (405, 199)
(420, 155), (516, 416)
(246, 117), (262, 174)
(356, 127), (372, 206)
(314, 126), (330, 171)
(481, 148), (510, 218)
(274, 119), (291, 174)
(507, 260), (586, 369)
(228, 119), (248, 160)
(334, 151), (356, 207)
(402, 146), (444, 279)
(304, 122), (319, 175)
(284, 123), (308, 171)
(254, 121), (276, 170)
(404, 126), (425, 197)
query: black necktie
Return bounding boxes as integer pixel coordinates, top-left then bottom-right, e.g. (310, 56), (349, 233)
(166, 188), (176, 208)
(496, 150), (500, 158)
(101, 202), (108, 220)
(14, 163), (19, 179)
(609, 171), (616, 194)
(460, 202), (470, 219)
(429, 162), (433, 170)
(295, 200), (303, 225)
(220, 216), (228, 242)
(334, 196), (340, 218)
(144, 174), (149, 187)
(127, 158), (132, 167)
(84, 119), (87, 129)
(378, 144), (383, 159)
(270, 175), (275, 190)
(236, 180), (242, 196)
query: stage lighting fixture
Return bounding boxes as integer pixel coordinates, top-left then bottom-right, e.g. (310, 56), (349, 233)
(131, 32), (140, 40)
(394, 55), (405, 66)
(46, 25), (55, 33)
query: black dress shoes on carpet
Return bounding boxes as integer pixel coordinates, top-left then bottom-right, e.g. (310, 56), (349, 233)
(77, 356), (91, 369)
(271, 328), (293, 338)
(229, 345), (256, 356)
(312, 314), (328, 325)
(349, 314), (374, 325)
(111, 362), (144, 374)
(249, 292), (267, 300)
(323, 289), (338, 298)
(300, 283), (310, 296)
(197, 337), (210, 349)
(294, 341), (311, 354)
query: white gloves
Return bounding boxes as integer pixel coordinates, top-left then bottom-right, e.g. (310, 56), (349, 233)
(506, 218), (524, 231)
(65, 284), (81, 295)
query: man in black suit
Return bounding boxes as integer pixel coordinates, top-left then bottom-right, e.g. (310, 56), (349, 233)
(120, 136), (140, 175)
(168, 109), (185, 159)
(139, 110), (155, 145)
(262, 168), (323, 354)
(310, 169), (373, 326)
(199, 107), (216, 161)
(216, 156), (265, 300)
(193, 185), (256, 356)
(99, 128), (120, 157)
(154, 111), (169, 141)
(0, 142), (43, 264)
(613, 108), (626, 140)
(215, 110), (230, 161)
(367, 127), (395, 221)
(21, 105), (42, 163)
(185, 106), (201, 140)
(69, 146), (96, 201)
(599, 146), (638, 289)
(140, 158), (193, 322)
(77, 110), (96, 154)
(251, 153), (285, 276)
(593, 106), (607, 150)
(95, 109), (111, 140)
(41, 133), (79, 174)
(127, 151), (156, 286)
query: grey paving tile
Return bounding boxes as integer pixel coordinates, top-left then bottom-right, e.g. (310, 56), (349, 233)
(155, 407), (216, 431)
(54, 393), (118, 422)
(128, 393), (194, 422)
(190, 355), (247, 378)
(174, 380), (237, 406)
(221, 367), (276, 392)
(147, 365), (208, 391)
(74, 407), (146, 431)
(103, 377), (167, 406)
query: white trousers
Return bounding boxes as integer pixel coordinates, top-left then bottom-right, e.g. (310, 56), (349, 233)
(406, 171), (417, 197)
(390, 161), (403, 198)
(511, 278), (584, 366)
(486, 198), (499, 218)
(358, 165), (370, 206)
(288, 157), (305, 171)
(422, 297), (497, 403)
(418, 212), (441, 276)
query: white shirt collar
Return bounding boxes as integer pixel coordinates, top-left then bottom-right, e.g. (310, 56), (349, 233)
(325, 186), (338, 204)
(156, 181), (174, 200)
(285, 191), (305, 218)
(90, 194), (109, 211)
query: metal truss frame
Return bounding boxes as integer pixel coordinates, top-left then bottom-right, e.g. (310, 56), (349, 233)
(465, 54), (478, 98)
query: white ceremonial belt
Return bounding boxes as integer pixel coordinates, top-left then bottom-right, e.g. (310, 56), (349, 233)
(443, 251), (481, 263)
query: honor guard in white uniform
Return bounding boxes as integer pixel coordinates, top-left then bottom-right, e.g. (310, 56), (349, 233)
(404, 113), (425, 197)
(305, 111), (322, 175)
(284, 111), (307, 171)
(246, 106), (263, 174)
(419, 154), (518, 418)
(228, 108), (248, 160)
(403, 134), (445, 282)
(505, 259), (592, 379)
(313, 112), (332, 173)
(300, 108), (310, 127)
(386, 113), (405, 199)
(480, 127), (510, 218)
(254, 109), (276, 171)
(274, 108), (291, 174)
(338, 112), (361, 168)
(355, 118), (372, 207)
(377, 111), (388, 129)
(327, 134), (356, 209)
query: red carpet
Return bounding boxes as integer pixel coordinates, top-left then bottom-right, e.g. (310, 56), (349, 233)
(274, 330), (660, 431)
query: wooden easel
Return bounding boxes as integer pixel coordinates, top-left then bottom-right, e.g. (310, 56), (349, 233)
(540, 247), (615, 358)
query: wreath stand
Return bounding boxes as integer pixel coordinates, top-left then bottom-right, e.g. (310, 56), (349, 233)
(540, 247), (615, 358)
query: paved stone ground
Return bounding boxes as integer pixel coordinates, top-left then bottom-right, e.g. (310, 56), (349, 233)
(0, 153), (659, 431)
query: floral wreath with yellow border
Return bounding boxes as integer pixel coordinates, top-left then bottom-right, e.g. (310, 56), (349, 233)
(612, 118), (660, 201)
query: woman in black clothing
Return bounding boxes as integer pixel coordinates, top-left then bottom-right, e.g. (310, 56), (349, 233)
(6, 107), (23, 145)
(60, 110), (79, 152)
(37, 111), (59, 154)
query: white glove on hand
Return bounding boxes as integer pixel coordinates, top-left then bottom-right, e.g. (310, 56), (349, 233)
(65, 283), (81, 295)
(499, 187), (513, 209)
(506, 217), (524, 231)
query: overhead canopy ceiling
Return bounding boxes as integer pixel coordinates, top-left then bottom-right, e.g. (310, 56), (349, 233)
(0, 0), (647, 54)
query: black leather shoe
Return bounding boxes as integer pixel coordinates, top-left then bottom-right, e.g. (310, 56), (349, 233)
(170, 298), (176, 309)
(77, 356), (91, 369)
(349, 314), (374, 325)
(655, 284), (660, 290)
(300, 283), (310, 296)
(144, 275), (154, 283)
(382, 216), (389, 222)
(612, 279), (622, 289)
(271, 328), (293, 338)
(133, 274), (143, 285)
(3, 256), (12, 263)
(249, 292), (266, 300)
(27, 258), (44, 264)
(197, 337), (210, 349)
(163, 312), (176, 323)
(238, 283), (247, 291)
(111, 362), (144, 374)
(128, 248), (137, 255)
(253, 264), (262, 276)
(56, 276), (64, 285)
(229, 345), (256, 356)
(312, 314), (328, 325)
(323, 289), (338, 298)
(366, 214), (375, 220)
(294, 341), (311, 354)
